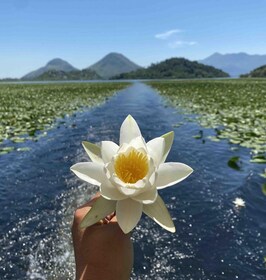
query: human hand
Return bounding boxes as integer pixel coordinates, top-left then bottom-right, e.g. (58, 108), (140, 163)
(72, 194), (133, 280)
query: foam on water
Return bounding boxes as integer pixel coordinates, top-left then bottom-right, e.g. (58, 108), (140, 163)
(24, 147), (98, 279)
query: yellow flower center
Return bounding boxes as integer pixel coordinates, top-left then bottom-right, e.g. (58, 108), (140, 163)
(114, 149), (149, 184)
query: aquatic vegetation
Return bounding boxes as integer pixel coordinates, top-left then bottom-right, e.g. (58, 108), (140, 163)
(228, 156), (242, 171)
(0, 82), (129, 153)
(260, 169), (266, 179)
(262, 184), (266, 195)
(149, 79), (266, 159)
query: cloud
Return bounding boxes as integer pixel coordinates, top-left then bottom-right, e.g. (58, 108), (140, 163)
(168, 40), (197, 48)
(155, 29), (183, 40)
(155, 29), (197, 48)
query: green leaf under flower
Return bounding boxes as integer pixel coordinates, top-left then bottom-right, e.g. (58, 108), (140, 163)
(80, 196), (116, 229)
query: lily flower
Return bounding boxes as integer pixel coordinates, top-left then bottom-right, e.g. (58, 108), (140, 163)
(71, 115), (193, 234)
(233, 197), (245, 208)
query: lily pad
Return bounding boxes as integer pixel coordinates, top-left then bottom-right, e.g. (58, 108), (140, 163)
(262, 184), (266, 196)
(259, 170), (266, 179)
(0, 146), (15, 155)
(149, 79), (266, 159)
(17, 147), (31, 152)
(228, 156), (241, 171)
(0, 82), (130, 155)
(172, 122), (183, 128)
(11, 137), (25, 143)
(250, 155), (266, 164)
(207, 136), (220, 142)
(193, 130), (203, 139)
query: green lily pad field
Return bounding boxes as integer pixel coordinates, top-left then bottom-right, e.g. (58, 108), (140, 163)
(0, 82), (129, 154)
(149, 79), (266, 160)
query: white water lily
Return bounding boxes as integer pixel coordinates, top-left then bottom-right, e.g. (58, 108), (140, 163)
(71, 115), (193, 234)
(233, 197), (245, 208)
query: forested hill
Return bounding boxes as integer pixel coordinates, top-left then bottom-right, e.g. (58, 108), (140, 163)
(240, 65), (266, 78)
(113, 58), (229, 79)
(29, 69), (101, 81)
(22, 58), (78, 80)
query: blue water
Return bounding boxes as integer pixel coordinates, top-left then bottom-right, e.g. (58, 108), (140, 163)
(0, 82), (265, 279)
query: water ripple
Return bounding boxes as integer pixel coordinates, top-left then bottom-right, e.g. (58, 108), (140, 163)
(0, 82), (265, 279)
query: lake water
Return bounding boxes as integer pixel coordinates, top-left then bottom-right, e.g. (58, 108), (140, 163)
(0, 82), (265, 279)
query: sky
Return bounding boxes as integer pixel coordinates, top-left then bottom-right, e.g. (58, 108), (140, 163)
(1, 0), (266, 78)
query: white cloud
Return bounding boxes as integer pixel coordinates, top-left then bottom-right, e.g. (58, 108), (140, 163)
(155, 29), (197, 48)
(155, 29), (183, 40)
(168, 40), (197, 48)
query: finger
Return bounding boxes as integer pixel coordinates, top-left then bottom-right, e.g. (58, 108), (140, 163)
(106, 212), (116, 221)
(110, 215), (117, 222)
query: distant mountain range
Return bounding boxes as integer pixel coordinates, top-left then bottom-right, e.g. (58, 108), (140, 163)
(87, 52), (142, 79)
(200, 52), (266, 77)
(113, 57), (229, 79)
(21, 53), (141, 81)
(6, 51), (266, 82)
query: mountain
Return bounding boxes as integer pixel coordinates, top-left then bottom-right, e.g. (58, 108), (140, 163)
(29, 69), (101, 81)
(113, 57), (229, 79)
(22, 58), (78, 80)
(87, 52), (142, 79)
(200, 52), (266, 77)
(240, 64), (266, 78)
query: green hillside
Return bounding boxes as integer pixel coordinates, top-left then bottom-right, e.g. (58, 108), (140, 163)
(241, 65), (266, 78)
(22, 58), (78, 80)
(31, 69), (102, 81)
(114, 57), (229, 79)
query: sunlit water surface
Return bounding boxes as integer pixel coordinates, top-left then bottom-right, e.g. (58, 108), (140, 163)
(0, 82), (265, 279)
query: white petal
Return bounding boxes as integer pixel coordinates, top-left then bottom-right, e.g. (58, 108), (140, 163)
(80, 196), (116, 229)
(132, 187), (158, 204)
(143, 195), (175, 232)
(155, 162), (193, 189)
(117, 142), (130, 154)
(104, 162), (114, 180)
(100, 183), (126, 200)
(149, 172), (157, 186)
(160, 131), (174, 163)
(116, 199), (143, 233)
(112, 175), (146, 190)
(147, 137), (165, 167)
(146, 157), (156, 181)
(118, 187), (138, 196)
(101, 141), (119, 163)
(100, 169), (127, 200)
(70, 162), (105, 186)
(129, 136), (147, 151)
(82, 141), (103, 163)
(120, 115), (142, 145)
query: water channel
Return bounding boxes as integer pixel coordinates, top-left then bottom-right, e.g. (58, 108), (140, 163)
(0, 82), (265, 279)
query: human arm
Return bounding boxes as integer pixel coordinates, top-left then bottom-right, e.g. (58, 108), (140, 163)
(72, 195), (133, 280)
